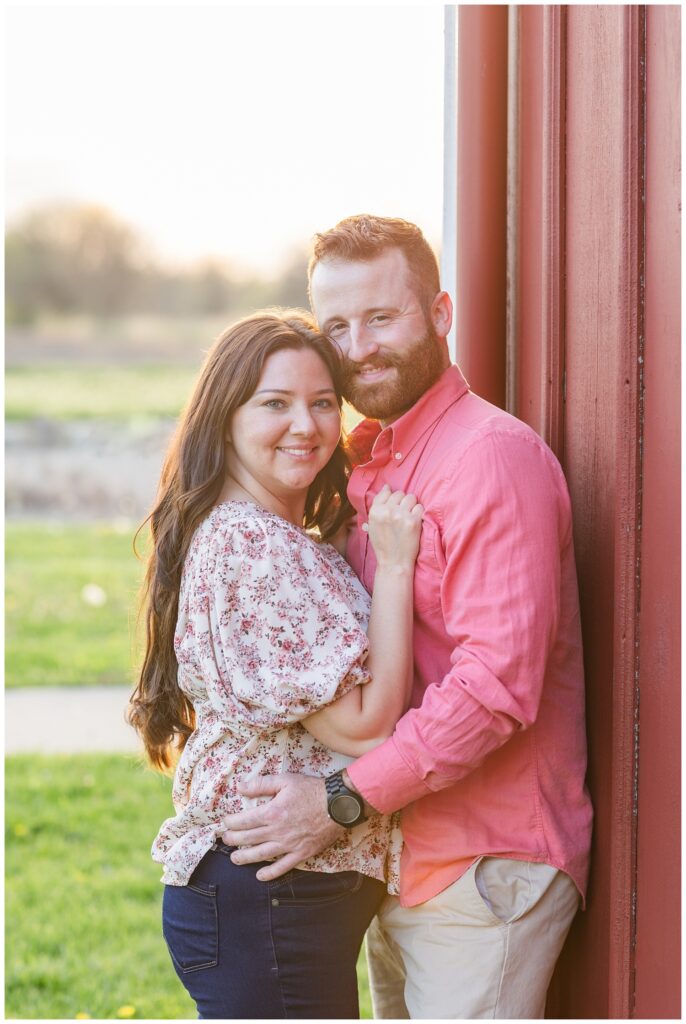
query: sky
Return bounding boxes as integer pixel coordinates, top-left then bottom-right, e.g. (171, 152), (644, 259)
(6, 4), (446, 274)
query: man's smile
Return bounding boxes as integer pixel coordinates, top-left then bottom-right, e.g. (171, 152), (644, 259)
(358, 367), (391, 381)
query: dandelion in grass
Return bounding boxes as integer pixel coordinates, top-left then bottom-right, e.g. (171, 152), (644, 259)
(80, 583), (107, 607)
(116, 1006), (136, 1019)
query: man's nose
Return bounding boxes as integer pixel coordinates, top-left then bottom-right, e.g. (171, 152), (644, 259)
(348, 324), (380, 363)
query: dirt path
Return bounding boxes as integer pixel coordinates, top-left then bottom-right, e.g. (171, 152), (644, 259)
(6, 686), (143, 754)
(6, 419), (173, 521)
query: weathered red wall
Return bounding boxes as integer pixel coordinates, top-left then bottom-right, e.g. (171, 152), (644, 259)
(633, 6), (681, 1018)
(456, 5), (508, 407)
(558, 8), (645, 1016)
(512, 4), (565, 455)
(456, 4), (680, 1017)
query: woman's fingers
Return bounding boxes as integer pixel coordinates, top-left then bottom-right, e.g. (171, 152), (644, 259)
(371, 484), (392, 507)
(370, 488), (421, 518)
(399, 491), (419, 510)
(366, 485), (424, 567)
(371, 487), (415, 508)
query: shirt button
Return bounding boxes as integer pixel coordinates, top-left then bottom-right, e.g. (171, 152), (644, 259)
(394, 452), (402, 460)
(271, 898), (280, 906)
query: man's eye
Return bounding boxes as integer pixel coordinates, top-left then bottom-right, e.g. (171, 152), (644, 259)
(328, 323), (346, 336)
(370, 314), (391, 325)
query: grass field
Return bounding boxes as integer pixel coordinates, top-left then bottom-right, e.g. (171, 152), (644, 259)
(6, 754), (372, 1020)
(6, 363), (364, 429)
(6, 523), (146, 688)
(6, 754), (195, 1020)
(6, 365), (199, 421)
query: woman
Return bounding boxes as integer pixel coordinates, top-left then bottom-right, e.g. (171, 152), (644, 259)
(128, 310), (422, 1019)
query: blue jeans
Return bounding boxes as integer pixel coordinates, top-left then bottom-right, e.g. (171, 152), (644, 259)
(162, 841), (384, 1019)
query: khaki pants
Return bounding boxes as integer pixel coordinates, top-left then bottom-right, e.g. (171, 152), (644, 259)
(366, 858), (579, 1019)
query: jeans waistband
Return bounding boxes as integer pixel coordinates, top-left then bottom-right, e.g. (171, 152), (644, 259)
(210, 838), (236, 857)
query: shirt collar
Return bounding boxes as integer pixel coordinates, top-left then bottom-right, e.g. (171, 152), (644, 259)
(347, 364), (470, 467)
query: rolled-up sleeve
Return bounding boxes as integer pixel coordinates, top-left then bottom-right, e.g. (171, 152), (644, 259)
(348, 430), (569, 813)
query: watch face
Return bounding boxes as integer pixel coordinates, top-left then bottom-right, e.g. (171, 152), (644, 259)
(331, 793), (361, 825)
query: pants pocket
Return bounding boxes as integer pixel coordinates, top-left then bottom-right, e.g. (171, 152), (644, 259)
(162, 879), (218, 974)
(474, 857), (559, 924)
(269, 868), (364, 906)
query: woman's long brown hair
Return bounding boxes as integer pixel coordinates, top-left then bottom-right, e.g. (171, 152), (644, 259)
(127, 310), (353, 771)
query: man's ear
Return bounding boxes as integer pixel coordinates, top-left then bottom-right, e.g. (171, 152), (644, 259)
(430, 291), (453, 340)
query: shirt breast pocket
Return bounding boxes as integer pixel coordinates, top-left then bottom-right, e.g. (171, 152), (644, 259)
(413, 517), (443, 616)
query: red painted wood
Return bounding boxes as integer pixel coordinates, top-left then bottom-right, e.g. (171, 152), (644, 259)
(507, 8), (593, 1015)
(511, 5), (566, 459)
(456, 5), (679, 1015)
(562, 8), (645, 1017)
(456, 5), (508, 408)
(633, 6), (681, 1018)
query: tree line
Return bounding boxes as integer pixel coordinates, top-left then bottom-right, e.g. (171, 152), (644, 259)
(5, 203), (310, 324)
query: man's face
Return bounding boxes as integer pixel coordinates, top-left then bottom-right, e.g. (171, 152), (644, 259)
(310, 248), (450, 423)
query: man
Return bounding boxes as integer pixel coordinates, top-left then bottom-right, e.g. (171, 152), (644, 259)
(222, 215), (593, 1019)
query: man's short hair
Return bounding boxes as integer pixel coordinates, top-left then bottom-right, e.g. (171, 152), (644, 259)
(307, 214), (440, 313)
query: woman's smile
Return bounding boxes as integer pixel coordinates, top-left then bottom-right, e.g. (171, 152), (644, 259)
(223, 346), (342, 521)
(276, 445), (319, 458)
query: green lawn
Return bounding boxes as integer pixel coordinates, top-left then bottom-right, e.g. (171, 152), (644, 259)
(6, 523), (146, 688)
(6, 365), (199, 420)
(6, 754), (372, 1019)
(6, 363), (364, 428)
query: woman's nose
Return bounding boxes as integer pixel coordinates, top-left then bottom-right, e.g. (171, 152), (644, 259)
(289, 406), (316, 435)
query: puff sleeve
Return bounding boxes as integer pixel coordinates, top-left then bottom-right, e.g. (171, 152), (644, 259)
(174, 511), (372, 733)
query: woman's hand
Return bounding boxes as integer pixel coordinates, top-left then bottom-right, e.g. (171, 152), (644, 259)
(366, 484), (423, 570)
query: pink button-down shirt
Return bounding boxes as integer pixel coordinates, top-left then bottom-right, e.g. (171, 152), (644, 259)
(346, 366), (593, 908)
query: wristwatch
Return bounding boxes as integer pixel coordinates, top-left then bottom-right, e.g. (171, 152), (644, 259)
(325, 770), (367, 828)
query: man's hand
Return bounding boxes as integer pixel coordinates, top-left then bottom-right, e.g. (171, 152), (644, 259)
(221, 773), (345, 881)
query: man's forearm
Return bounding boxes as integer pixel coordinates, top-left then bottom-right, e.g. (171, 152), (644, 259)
(341, 768), (380, 818)
(346, 690), (518, 815)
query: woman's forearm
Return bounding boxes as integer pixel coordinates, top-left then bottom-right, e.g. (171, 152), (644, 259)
(303, 487), (421, 758)
(302, 563), (414, 756)
(363, 563), (415, 721)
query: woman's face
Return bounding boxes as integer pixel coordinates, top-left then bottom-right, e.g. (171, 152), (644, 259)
(226, 347), (342, 508)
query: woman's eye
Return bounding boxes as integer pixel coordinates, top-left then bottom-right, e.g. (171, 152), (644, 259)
(314, 399), (335, 409)
(263, 399), (285, 409)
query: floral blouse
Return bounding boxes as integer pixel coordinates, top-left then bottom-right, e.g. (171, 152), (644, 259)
(152, 501), (401, 892)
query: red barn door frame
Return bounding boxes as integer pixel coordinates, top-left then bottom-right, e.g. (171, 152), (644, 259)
(455, 5), (681, 1017)
(455, 5), (508, 408)
(633, 7), (681, 1017)
(555, 8), (645, 1015)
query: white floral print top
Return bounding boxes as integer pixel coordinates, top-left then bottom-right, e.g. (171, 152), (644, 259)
(152, 501), (401, 892)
